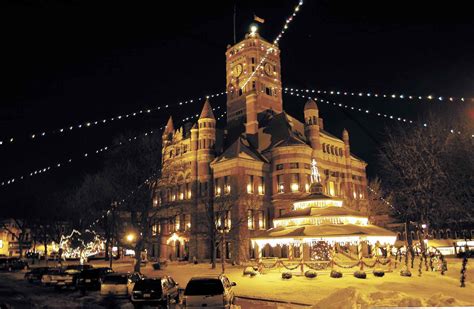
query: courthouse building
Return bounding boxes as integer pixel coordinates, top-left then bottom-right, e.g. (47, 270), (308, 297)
(150, 29), (369, 263)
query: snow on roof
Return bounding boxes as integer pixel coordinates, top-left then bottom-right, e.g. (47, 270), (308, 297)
(277, 206), (366, 219)
(253, 224), (396, 239)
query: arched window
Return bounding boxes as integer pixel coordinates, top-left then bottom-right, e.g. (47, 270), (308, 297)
(322, 143), (326, 153)
(432, 230), (438, 239)
(339, 148), (343, 156)
(446, 230), (451, 239)
(330, 146), (334, 155)
(439, 230), (445, 239)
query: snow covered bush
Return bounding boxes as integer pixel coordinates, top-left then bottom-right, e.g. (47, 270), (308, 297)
(243, 266), (258, 277)
(330, 270), (343, 278)
(373, 270), (385, 277)
(281, 272), (292, 279)
(304, 270), (317, 278)
(400, 269), (412, 277)
(354, 271), (367, 279)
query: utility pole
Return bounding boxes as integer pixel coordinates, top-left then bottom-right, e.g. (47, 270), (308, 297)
(109, 202), (117, 269)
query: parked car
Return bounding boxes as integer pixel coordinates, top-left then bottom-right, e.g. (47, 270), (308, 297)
(24, 267), (51, 283)
(0, 257), (28, 271)
(76, 267), (113, 291)
(131, 276), (179, 308)
(65, 264), (93, 273)
(183, 275), (236, 309)
(41, 268), (75, 289)
(100, 272), (143, 297)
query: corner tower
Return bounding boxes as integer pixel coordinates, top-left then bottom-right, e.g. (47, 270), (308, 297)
(225, 27), (283, 127)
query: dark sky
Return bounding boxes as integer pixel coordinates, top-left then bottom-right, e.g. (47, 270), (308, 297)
(1, 0), (473, 207)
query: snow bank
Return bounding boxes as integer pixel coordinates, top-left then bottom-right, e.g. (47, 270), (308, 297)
(313, 288), (463, 308)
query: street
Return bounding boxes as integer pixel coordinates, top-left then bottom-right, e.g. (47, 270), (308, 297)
(0, 270), (310, 309)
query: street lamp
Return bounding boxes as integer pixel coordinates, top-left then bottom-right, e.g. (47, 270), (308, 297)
(126, 233), (135, 243)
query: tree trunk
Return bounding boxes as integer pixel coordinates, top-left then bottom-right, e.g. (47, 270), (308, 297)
(43, 239), (48, 266)
(221, 231), (225, 274)
(134, 240), (144, 273)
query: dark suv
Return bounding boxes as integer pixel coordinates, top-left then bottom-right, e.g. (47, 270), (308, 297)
(131, 277), (179, 308)
(76, 267), (113, 291)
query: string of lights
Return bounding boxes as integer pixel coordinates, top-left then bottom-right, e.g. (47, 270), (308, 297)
(285, 90), (473, 138)
(87, 111), (229, 229)
(286, 87), (471, 103)
(241, 0), (304, 90)
(88, 173), (157, 229)
(0, 91), (227, 148)
(0, 106), (226, 188)
(367, 185), (399, 215)
(283, 90), (417, 124)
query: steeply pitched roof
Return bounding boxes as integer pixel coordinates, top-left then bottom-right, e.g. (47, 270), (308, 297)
(164, 116), (174, 133)
(214, 136), (268, 163)
(258, 112), (309, 152)
(199, 99), (215, 120)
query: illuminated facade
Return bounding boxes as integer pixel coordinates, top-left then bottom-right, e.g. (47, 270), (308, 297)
(151, 30), (369, 263)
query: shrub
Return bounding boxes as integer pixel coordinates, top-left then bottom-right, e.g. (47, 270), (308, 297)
(354, 271), (367, 279)
(373, 270), (385, 277)
(400, 270), (412, 277)
(330, 270), (343, 278)
(243, 266), (258, 277)
(304, 270), (317, 278)
(281, 272), (292, 279)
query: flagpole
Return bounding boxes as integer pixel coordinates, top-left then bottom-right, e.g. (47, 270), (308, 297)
(233, 3), (236, 44)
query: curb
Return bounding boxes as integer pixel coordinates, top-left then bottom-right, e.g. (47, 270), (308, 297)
(236, 295), (312, 307)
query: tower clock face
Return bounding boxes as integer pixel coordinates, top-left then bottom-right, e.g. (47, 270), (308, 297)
(264, 62), (273, 76)
(232, 64), (243, 77)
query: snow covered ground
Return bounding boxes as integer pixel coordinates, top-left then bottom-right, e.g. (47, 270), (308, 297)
(0, 257), (472, 308)
(112, 257), (473, 308)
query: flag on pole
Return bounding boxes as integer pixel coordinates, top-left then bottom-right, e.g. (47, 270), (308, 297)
(254, 14), (265, 24)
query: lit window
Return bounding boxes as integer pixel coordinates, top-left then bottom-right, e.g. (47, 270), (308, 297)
(328, 181), (335, 196)
(258, 211), (265, 230)
(290, 174), (300, 192)
(289, 162), (299, 169)
(175, 215), (181, 231)
(247, 175), (254, 194)
(247, 210), (255, 230)
(185, 214), (191, 231)
(258, 177), (265, 195)
(224, 176), (231, 194)
(277, 175), (284, 193)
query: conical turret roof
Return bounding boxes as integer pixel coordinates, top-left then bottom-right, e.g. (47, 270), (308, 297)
(164, 116), (174, 133)
(199, 99), (215, 120)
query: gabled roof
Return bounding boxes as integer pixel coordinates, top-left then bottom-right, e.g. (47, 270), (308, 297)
(258, 112), (309, 152)
(214, 136), (268, 163)
(199, 99), (215, 120)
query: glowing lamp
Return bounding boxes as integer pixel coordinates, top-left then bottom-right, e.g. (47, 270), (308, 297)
(250, 25), (258, 34)
(126, 233), (135, 242)
(258, 185), (264, 195)
(291, 183), (299, 192)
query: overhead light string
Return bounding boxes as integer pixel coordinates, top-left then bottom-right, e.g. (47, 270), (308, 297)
(286, 87), (471, 104)
(240, 0), (304, 90)
(284, 90), (473, 138)
(0, 91), (228, 148)
(0, 105), (225, 188)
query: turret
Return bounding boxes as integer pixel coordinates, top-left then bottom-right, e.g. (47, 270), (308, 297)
(197, 99), (216, 189)
(304, 99), (321, 154)
(342, 128), (352, 199)
(162, 116), (174, 146)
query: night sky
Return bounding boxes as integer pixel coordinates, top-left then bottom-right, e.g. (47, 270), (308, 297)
(1, 0), (473, 207)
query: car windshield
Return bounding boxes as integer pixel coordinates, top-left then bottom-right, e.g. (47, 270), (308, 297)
(184, 279), (224, 296)
(103, 275), (128, 284)
(134, 279), (162, 292)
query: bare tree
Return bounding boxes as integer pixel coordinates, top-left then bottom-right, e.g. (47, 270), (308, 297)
(366, 177), (393, 225)
(378, 113), (474, 230)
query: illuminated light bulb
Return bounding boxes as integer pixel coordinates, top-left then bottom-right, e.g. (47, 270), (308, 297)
(391, 94), (396, 98)
(32, 134), (36, 139)
(250, 25), (258, 33)
(427, 95), (433, 100)
(291, 183), (299, 192)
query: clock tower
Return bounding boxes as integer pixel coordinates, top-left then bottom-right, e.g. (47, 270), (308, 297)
(225, 27), (283, 129)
